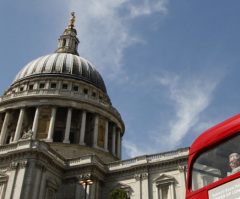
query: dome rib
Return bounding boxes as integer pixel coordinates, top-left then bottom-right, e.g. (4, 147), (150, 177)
(13, 53), (107, 93)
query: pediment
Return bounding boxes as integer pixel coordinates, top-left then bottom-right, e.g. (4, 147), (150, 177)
(154, 174), (174, 185)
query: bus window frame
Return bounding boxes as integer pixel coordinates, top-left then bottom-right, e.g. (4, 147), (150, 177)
(186, 114), (240, 199)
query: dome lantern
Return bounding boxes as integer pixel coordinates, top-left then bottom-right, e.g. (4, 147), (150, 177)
(55, 12), (80, 55)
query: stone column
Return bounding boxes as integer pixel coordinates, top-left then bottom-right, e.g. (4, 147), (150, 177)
(135, 174), (142, 199)
(112, 126), (116, 155)
(39, 169), (47, 199)
(46, 107), (57, 142)
(90, 180), (96, 199)
(120, 137), (122, 159)
(75, 184), (82, 199)
(12, 161), (27, 199)
(142, 174), (149, 199)
(4, 162), (18, 199)
(104, 120), (109, 151)
(79, 111), (87, 145)
(13, 108), (25, 141)
(117, 129), (121, 158)
(178, 165), (186, 198)
(20, 160), (34, 198)
(32, 107), (40, 139)
(32, 163), (44, 199)
(63, 108), (72, 143)
(170, 183), (175, 199)
(0, 111), (10, 145)
(93, 115), (99, 148)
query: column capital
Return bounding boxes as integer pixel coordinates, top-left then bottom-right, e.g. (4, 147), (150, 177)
(8, 162), (18, 171)
(178, 164), (186, 173)
(134, 174), (141, 181)
(20, 160), (28, 168)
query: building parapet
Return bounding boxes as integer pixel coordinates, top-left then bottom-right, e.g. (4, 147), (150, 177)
(0, 140), (189, 173)
(0, 139), (66, 166)
(107, 147), (189, 171)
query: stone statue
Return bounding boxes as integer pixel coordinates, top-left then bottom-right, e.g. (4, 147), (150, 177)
(21, 128), (33, 139)
(69, 12), (75, 26)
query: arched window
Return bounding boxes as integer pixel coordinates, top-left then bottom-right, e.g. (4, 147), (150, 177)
(62, 39), (66, 47)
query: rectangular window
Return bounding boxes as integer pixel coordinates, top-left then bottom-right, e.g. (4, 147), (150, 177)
(20, 87), (24, 91)
(84, 88), (88, 94)
(62, 83), (68, 89)
(73, 85), (79, 91)
(29, 84), (34, 90)
(50, 83), (57, 89)
(92, 92), (96, 97)
(39, 83), (45, 89)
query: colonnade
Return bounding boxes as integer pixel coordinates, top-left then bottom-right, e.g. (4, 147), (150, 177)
(0, 106), (122, 159)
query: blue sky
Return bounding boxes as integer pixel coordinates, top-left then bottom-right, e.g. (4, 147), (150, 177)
(1, 1), (240, 159)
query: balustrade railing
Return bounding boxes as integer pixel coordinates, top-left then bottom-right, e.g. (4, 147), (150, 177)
(0, 88), (122, 119)
(107, 147), (189, 171)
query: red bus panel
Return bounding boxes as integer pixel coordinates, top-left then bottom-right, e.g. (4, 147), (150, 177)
(186, 114), (240, 199)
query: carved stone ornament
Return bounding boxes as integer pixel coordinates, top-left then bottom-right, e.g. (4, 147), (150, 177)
(134, 174), (141, 181)
(9, 162), (18, 170)
(20, 161), (28, 168)
(78, 174), (92, 180)
(142, 173), (148, 180)
(21, 128), (33, 140)
(178, 164), (185, 173)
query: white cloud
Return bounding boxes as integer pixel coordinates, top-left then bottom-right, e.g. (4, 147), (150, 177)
(156, 75), (219, 148)
(128, 0), (168, 18)
(123, 74), (221, 158)
(68, 0), (168, 81)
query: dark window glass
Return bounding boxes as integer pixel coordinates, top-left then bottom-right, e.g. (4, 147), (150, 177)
(63, 39), (66, 46)
(39, 83), (45, 89)
(62, 84), (68, 89)
(51, 83), (57, 89)
(29, 85), (33, 90)
(53, 131), (63, 142)
(73, 86), (78, 91)
(84, 88), (88, 94)
(70, 132), (75, 143)
(191, 133), (240, 191)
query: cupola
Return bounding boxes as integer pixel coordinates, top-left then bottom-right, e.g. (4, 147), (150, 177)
(55, 12), (79, 55)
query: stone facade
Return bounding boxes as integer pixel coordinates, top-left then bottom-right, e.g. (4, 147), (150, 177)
(0, 14), (189, 199)
(0, 139), (188, 199)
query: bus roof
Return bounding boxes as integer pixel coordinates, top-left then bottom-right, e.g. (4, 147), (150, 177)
(189, 114), (240, 156)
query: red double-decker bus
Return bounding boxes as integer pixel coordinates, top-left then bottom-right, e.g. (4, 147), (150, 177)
(186, 114), (240, 199)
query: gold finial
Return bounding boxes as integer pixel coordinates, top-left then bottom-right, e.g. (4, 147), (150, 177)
(69, 12), (75, 26)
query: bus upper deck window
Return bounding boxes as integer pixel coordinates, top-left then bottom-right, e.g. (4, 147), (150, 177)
(191, 133), (240, 191)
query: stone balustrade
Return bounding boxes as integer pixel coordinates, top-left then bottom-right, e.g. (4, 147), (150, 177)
(0, 139), (66, 166)
(0, 89), (122, 119)
(107, 147), (189, 171)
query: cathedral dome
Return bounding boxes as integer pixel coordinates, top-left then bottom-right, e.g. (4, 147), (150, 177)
(13, 53), (107, 93)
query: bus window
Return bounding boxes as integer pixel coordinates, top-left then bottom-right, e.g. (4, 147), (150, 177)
(191, 133), (240, 191)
